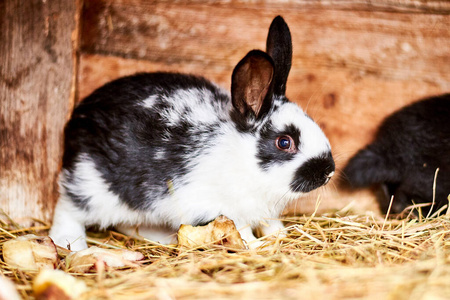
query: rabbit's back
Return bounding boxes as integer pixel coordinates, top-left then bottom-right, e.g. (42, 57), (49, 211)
(62, 72), (231, 211)
(376, 94), (450, 161)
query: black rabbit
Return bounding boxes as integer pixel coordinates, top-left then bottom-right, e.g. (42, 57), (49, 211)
(343, 93), (450, 216)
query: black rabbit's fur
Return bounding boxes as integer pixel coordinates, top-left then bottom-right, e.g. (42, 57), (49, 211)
(343, 93), (450, 215)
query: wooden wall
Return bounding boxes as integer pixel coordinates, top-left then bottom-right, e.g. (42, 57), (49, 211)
(1, 0), (449, 224)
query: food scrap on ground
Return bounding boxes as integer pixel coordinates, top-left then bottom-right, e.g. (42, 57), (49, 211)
(177, 215), (247, 250)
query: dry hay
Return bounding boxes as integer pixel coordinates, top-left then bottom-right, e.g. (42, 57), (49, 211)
(1, 207), (450, 300)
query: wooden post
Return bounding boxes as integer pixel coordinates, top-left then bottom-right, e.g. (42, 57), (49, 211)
(0, 0), (77, 224)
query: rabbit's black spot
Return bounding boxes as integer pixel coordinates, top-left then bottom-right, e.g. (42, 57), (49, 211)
(67, 191), (91, 209)
(290, 152), (335, 193)
(281, 124), (300, 146)
(230, 109), (256, 133)
(257, 123), (301, 169)
(61, 172), (92, 209)
(192, 217), (217, 227)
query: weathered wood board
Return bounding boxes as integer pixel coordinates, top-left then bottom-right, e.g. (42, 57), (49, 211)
(77, 0), (450, 214)
(0, 0), (77, 224)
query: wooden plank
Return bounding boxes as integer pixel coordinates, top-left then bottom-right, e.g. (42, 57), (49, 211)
(80, 2), (449, 72)
(82, 0), (450, 16)
(0, 0), (77, 224)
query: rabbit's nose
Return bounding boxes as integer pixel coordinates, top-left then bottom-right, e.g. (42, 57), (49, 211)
(290, 152), (335, 193)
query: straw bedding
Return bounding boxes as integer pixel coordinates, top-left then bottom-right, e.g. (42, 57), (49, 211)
(1, 206), (450, 300)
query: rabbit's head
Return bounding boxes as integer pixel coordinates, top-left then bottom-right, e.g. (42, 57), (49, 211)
(229, 16), (335, 200)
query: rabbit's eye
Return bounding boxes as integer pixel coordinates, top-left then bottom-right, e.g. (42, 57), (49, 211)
(276, 135), (296, 152)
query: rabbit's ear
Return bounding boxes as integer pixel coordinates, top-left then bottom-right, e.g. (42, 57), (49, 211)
(231, 50), (274, 119)
(266, 16), (292, 96)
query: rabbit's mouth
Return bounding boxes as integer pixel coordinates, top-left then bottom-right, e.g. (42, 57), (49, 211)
(290, 152), (335, 193)
(324, 171), (335, 185)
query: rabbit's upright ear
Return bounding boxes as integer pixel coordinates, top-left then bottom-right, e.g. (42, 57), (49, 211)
(266, 16), (292, 96)
(231, 50), (274, 119)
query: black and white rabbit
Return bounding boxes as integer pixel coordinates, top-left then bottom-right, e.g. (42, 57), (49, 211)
(49, 16), (335, 250)
(343, 93), (450, 215)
